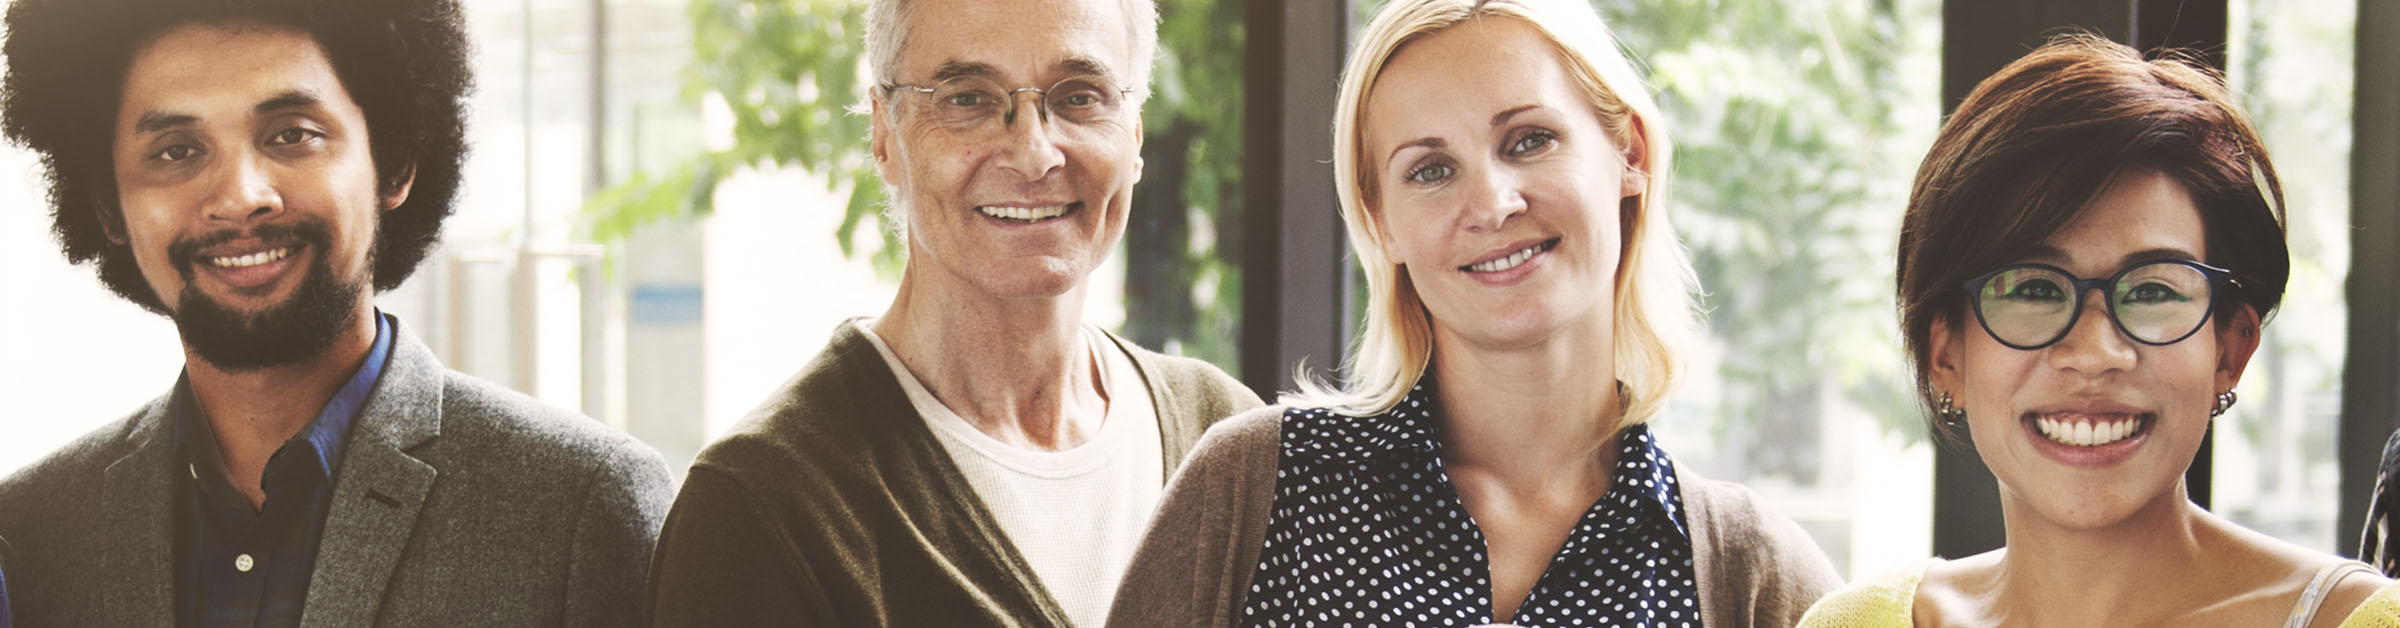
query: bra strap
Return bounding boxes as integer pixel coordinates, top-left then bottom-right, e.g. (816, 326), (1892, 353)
(2289, 561), (2381, 628)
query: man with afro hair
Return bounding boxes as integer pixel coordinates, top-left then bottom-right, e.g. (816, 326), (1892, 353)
(0, 0), (674, 626)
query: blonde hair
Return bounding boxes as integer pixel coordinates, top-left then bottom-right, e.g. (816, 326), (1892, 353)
(1291, 0), (1699, 429)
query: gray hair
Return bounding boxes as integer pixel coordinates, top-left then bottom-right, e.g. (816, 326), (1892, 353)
(863, 0), (1159, 97)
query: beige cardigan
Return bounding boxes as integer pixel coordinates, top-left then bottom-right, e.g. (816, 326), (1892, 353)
(1107, 405), (1843, 628)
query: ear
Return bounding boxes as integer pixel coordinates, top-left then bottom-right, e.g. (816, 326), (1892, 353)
(1928, 313), (1966, 395)
(98, 203), (130, 246)
(870, 97), (896, 180)
(2214, 304), (2263, 391)
(380, 163), (417, 211)
(1618, 117), (1650, 201)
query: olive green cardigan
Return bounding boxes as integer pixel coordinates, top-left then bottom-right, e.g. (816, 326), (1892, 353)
(644, 322), (1262, 627)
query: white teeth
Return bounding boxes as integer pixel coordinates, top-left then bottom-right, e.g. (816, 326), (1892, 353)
(2035, 415), (2143, 447)
(207, 247), (291, 268)
(977, 205), (1070, 221)
(1466, 242), (1548, 273)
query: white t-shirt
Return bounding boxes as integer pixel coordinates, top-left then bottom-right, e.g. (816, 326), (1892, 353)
(854, 320), (1164, 628)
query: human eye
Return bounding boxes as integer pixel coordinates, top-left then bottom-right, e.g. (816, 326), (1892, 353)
(1052, 79), (1107, 108)
(2120, 281), (2192, 304)
(943, 90), (989, 108)
(1994, 272), (2068, 302)
(151, 143), (202, 163)
(1505, 128), (1557, 157)
(266, 126), (324, 147)
(1403, 160), (1454, 186)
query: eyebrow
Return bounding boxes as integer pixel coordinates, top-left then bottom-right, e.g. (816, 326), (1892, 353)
(929, 61), (999, 83)
(254, 90), (324, 116)
(2023, 245), (2200, 269)
(1055, 56), (1114, 80)
(1387, 137), (1447, 166)
(1491, 104), (1543, 128)
(925, 56), (1120, 85)
(1381, 104), (1544, 166)
(129, 90), (326, 136)
(133, 111), (198, 135)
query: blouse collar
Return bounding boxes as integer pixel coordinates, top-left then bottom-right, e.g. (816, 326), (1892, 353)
(1283, 377), (1690, 538)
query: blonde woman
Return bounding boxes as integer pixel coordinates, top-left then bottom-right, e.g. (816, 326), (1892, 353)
(1106, 0), (1837, 625)
(1798, 35), (2400, 627)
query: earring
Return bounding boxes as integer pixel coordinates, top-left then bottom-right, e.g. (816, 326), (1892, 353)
(2211, 390), (2239, 418)
(1935, 391), (1966, 426)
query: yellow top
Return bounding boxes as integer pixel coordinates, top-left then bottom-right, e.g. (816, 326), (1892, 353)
(1794, 561), (2400, 628)
(1793, 562), (1922, 628)
(2345, 584), (2400, 628)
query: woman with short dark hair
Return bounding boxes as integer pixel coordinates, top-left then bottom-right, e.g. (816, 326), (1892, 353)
(1799, 34), (2400, 627)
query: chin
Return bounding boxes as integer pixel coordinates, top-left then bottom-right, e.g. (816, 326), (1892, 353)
(977, 265), (1091, 300)
(2017, 478), (2180, 531)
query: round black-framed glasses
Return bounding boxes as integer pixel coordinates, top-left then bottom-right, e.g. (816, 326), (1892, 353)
(1964, 258), (2243, 351)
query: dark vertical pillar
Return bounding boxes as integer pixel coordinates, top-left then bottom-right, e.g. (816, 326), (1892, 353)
(1240, 0), (1352, 401)
(2340, 0), (2400, 557)
(1934, 0), (2226, 559)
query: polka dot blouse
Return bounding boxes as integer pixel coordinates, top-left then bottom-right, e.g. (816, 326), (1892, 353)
(1239, 382), (1703, 627)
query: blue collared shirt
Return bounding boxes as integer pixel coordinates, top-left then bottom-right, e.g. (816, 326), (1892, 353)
(172, 312), (393, 628)
(1, 549), (13, 628)
(1241, 380), (1704, 627)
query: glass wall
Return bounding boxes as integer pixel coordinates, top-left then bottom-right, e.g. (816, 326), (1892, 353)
(2216, 0), (2357, 551)
(0, 0), (2371, 567)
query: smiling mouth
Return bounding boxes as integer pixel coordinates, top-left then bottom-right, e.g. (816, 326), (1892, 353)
(2028, 412), (2153, 447)
(978, 203), (1077, 223)
(1462, 239), (1557, 273)
(205, 246), (294, 269)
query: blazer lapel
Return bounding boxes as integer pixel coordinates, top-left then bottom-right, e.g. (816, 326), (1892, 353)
(97, 400), (179, 626)
(300, 326), (445, 628)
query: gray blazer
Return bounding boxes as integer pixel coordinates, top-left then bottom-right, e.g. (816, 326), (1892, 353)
(0, 318), (674, 627)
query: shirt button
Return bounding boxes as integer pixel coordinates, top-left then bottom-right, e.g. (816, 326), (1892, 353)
(234, 554), (255, 572)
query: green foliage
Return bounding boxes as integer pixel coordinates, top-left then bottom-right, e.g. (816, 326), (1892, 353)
(1600, 0), (1939, 479)
(582, 0), (1244, 369)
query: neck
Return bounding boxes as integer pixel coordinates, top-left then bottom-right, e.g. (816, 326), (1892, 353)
(1430, 320), (1620, 488)
(875, 268), (1105, 451)
(182, 304), (378, 506)
(1983, 482), (2215, 626)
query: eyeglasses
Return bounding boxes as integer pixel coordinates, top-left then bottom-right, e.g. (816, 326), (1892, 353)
(881, 74), (1134, 142)
(1964, 259), (2243, 350)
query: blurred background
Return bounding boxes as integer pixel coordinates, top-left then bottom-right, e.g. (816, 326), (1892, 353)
(0, 0), (2382, 580)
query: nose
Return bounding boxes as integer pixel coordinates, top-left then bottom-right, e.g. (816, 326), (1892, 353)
(202, 151), (283, 224)
(993, 90), (1065, 179)
(1462, 164), (1527, 233)
(2047, 286), (2138, 375)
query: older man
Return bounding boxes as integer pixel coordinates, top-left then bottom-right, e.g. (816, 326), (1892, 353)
(0, 0), (675, 626)
(642, 0), (1261, 625)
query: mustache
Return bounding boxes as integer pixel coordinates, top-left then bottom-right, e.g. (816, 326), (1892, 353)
(166, 220), (333, 279)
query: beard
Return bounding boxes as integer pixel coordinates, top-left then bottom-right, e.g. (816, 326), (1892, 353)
(167, 219), (372, 371)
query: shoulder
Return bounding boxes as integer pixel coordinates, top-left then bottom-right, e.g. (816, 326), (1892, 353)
(689, 344), (903, 484)
(1181, 405), (1287, 472)
(1677, 468), (1833, 564)
(437, 371), (666, 475)
(1795, 562), (1930, 628)
(2338, 579), (2400, 628)
(0, 397), (163, 509)
(677, 338), (923, 515)
(1672, 465), (1845, 617)
(1109, 333), (1263, 412)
